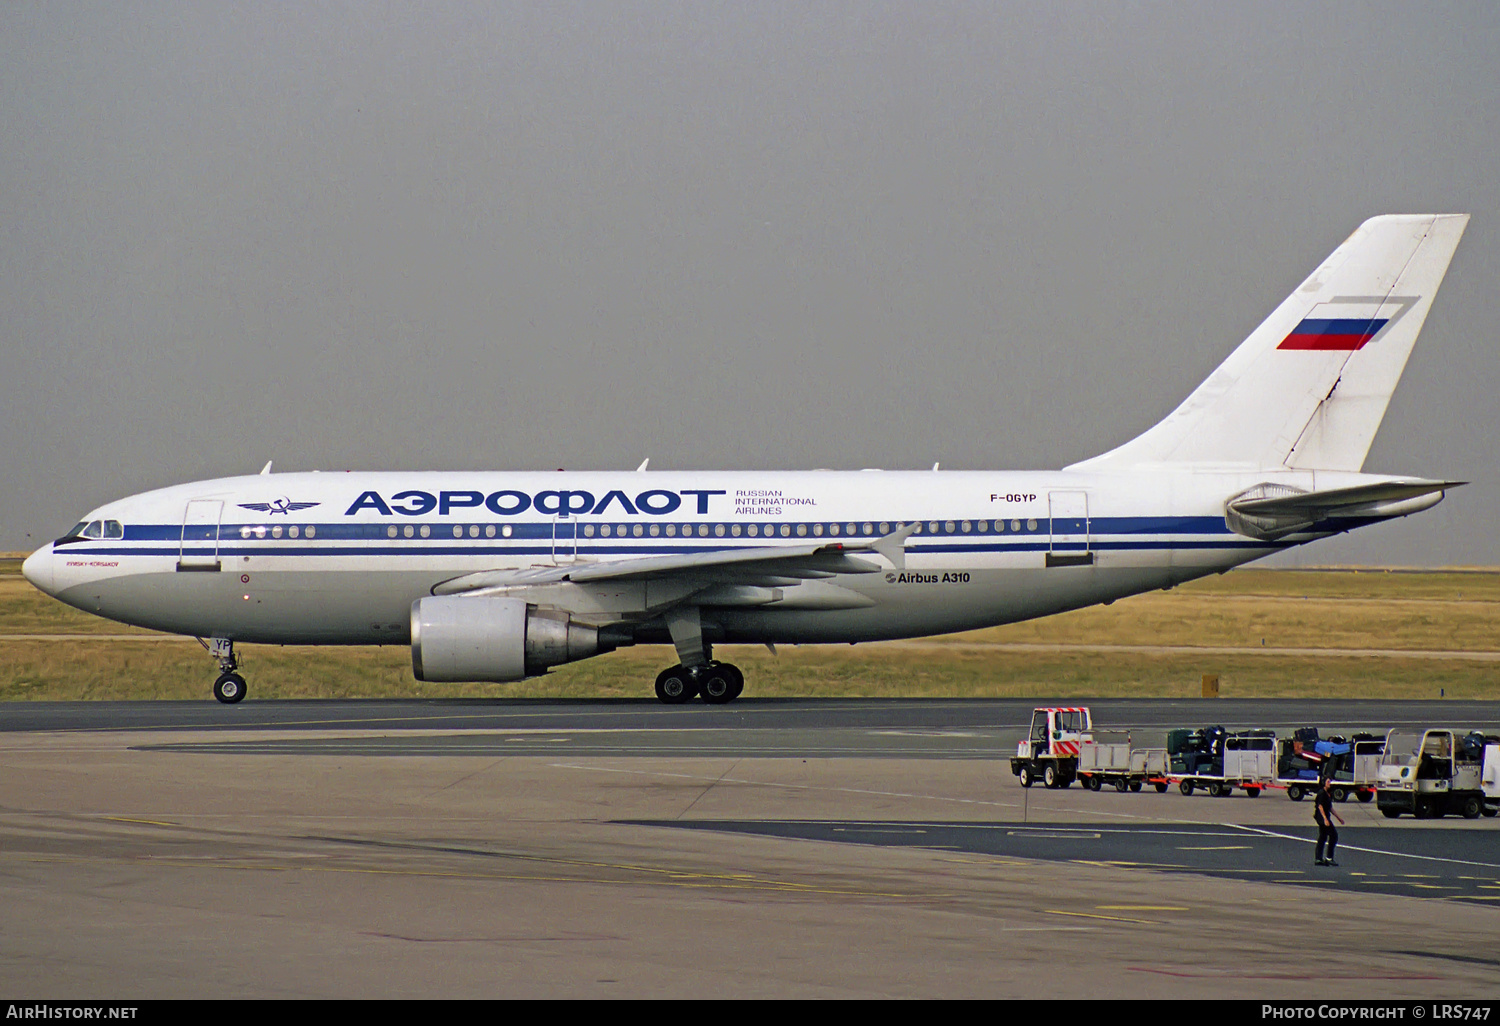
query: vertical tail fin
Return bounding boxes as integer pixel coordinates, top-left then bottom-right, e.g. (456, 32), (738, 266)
(1070, 214), (1468, 472)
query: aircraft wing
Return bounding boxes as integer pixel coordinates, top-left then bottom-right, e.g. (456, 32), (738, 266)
(432, 523), (918, 596)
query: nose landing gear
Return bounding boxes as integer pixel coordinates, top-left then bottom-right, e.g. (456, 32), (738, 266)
(199, 637), (247, 704)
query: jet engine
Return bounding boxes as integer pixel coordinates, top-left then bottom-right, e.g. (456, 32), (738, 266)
(410, 595), (608, 682)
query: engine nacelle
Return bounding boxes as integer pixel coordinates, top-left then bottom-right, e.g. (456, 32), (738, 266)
(410, 595), (606, 682)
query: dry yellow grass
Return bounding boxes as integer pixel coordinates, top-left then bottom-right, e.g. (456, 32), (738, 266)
(1, 568), (1497, 701)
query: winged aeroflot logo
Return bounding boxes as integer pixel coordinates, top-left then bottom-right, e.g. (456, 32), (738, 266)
(238, 498), (321, 516)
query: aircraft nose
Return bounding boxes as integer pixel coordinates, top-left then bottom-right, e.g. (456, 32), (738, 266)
(22, 544), (55, 594)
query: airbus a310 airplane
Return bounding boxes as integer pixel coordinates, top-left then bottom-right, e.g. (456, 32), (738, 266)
(23, 214), (1469, 704)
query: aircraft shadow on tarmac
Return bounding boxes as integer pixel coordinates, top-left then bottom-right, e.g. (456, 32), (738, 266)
(627, 819), (1500, 906)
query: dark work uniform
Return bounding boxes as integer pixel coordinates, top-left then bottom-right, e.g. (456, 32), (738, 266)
(1314, 788), (1339, 864)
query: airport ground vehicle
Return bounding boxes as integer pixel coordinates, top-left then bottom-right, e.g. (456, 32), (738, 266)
(1376, 728), (1500, 819)
(1165, 727), (1276, 797)
(1012, 707), (1092, 788)
(1076, 733), (1169, 793)
(1277, 729), (1384, 802)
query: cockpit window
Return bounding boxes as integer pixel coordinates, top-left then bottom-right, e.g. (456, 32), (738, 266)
(103, 520), (123, 539)
(68, 522), (88, 538)
(82, 520), (103, 539)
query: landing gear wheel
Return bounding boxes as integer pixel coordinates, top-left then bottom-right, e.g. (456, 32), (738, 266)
(213, 672), (247, 704)
(1018, 765), (1034, 788)
(654, 665), (697, 705)
(1287, 784), (1304, 802)
(698, 665), (736, 705)
(721, 663), (745, 702)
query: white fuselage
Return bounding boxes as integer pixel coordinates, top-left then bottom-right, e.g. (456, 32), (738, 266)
(22, 465), (1391, 649)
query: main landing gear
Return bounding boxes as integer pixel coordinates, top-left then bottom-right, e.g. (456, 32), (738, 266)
(654, 662), (745, 705)
(654, 605), (745, 704)
(199, 637), (247, 704)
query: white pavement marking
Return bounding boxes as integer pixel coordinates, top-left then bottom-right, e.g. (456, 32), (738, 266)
(1225, 822), (1500, 870)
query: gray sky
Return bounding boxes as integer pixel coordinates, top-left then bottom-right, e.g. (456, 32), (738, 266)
(3, 2), (1497, 565)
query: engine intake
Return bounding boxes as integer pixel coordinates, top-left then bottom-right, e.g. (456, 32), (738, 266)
(410, 596), (607, 682)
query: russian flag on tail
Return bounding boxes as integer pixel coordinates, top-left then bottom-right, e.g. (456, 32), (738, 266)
(1278, 298), (1411, 351)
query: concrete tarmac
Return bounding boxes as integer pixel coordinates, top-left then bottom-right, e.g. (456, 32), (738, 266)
(1, 699), (1497, 999)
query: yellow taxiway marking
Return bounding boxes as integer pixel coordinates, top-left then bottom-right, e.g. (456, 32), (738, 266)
(1096, 905), (1187, 911)
(1044, 909), (1157, 925)
(1176, 845), (1251, 851)
(101, 816), (178, 828)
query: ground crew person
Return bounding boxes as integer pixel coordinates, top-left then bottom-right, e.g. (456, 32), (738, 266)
(1314, 776), (1344, 866)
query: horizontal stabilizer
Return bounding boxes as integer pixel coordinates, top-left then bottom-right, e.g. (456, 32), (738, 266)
(1225, 478), (1462, 541)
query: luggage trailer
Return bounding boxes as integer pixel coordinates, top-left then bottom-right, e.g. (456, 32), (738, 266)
(1276, 731), (1385, 803)
(1076, 734), (1170, 793)
(1163, 727), (1277, 798)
